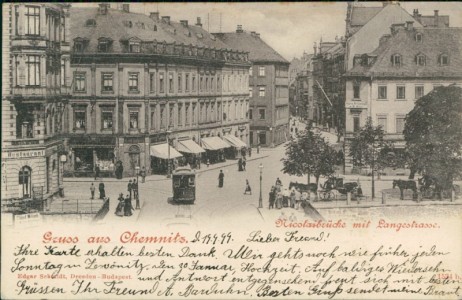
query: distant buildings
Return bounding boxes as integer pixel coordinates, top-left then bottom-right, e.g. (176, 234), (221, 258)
(289, 52), (313, 120)
(1, 4), (71, 204)
(214, 26), (290, 147)
(66, 4), (250, 178)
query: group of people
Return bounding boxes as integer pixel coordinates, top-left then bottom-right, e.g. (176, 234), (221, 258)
(115, 179), (141, 217)
(238, 157), (247, 171)
(90, 182), (106, 200)
(268, 178), (308, 210)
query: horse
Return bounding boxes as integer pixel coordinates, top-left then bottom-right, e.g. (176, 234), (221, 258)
(392, 179), (417, 200)
(289, 181), (318, 193)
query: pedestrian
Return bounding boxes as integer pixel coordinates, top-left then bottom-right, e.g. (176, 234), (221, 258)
(257, 144), (260, 154)
(133, 179), (139, 201)
(290, 188), (296, 208)
(141, 166), (146, 183)
(98, 182), (105, 199)
(269, 186), (276, 209)
(248, 147), (252, 157)
(115, 193), (124, 217)
(207, 158), (210, 168)
(94, 164), (100, 180)
(238, 158), (242, 171)
(275, 177), (282, 186)
(218, 170), (224, 188)
(244, 179), (252, 195)
(242, 158), (246, 171)
(124, 194), (134, 216)
(127, 180), (133, 200)
(90, 183), (95, 199)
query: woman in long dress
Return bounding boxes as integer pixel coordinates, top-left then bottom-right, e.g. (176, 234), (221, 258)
(115, 193), (124, 217)
(124, 194), (133, 216)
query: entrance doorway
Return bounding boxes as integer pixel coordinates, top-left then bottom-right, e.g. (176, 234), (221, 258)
(128, 145), (140, 177)
(19, 166), (32, 198)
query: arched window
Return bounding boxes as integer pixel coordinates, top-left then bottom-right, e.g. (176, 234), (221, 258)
(391, 54), (402, 67)
(416, 54), (426, 66)
(19, 166), (32, 198)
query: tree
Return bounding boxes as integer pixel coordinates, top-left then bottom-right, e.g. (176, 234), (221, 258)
(349, 117), (391, 198)
(404, 85), (462, 191)
(281, 124), (338, 189)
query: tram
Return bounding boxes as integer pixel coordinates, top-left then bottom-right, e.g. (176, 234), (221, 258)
(171, 167), (196, 204)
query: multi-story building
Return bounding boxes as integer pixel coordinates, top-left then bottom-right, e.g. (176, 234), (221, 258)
(289, 52), (313, 119)
(214, 26), (290, 147)
(344, 23), (462, 173)
(66, 4), (250, 177)
(1, 3), (71, 206)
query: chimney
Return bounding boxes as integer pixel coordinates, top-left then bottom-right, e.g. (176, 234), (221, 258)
(98, 3), (110, 15)
(236, 25), (243, 33)
(406, 21), (414, 31)
(149, 12), (159, 21)
(196, 17), (202, 27)
(434, 10), (439, 27)
(161, 16), (170, 24)
(313, 42), (317, 56)
(122, 4), (129, 13)
(180, 20), (188, 27)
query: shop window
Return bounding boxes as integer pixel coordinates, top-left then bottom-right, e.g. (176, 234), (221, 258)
(74, 72), (86, 92)
(101, 73), (113, 92)
(74, 107), (86, 129)
(74, 148), (93, 171)
(129, 111), (139, 129)
(101, 111), (113, 129)
(128, 73), (139, 92)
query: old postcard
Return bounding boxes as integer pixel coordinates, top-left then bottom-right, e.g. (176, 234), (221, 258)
(1, 2), (461, 299)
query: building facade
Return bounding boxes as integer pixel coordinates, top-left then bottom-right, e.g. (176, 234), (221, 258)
(2, 3), (71, 204)
(289, 53), (313, 119)
(344, 24), (462, 173)
(214, 26), (290, 147)
(65, 4), (250, 177)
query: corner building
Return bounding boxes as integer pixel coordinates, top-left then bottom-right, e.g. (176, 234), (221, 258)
(2, 3), (71, 205)
(66, 4), (250, 177)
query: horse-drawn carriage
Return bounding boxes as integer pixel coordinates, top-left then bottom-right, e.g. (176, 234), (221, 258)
(392, 176), (460, 200)
(318, 176), (361, 201)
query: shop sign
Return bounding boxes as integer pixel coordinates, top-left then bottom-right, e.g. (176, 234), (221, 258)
(346, 102), (367, 109)
(7, 150), (45, 159)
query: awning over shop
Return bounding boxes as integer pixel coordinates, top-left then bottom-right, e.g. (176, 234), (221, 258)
(223, 135), (247, 148)
(176, 139), (205, 154)
(150, 143), (183, 159)
(201, 137), (231, 151)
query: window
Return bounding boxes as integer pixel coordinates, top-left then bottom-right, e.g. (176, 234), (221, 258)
(205, 77), (209, 91)
(439, 54), (449, 66)
(378, 86), (387, 100)
(200, 76), (204, 92)
(258, 66), (265, 76)
(98, 39), (111, 52)
(178, 73), (182, 92)
(395, 116), (405, 133)
(391, 54), (401, 67)
(259, 108), (266, 120)
(353, 116), (360, 132)
(249, 67), (253, 76)
(101, 73), (113, 92)
(129, 111), (139, 129)
(353, 82), (360, 99)
(415, 33), (422, 42)
(169, 104), (174, 127)
(259, 86), (265, 97)
(377, 115), (387, 133)
(185, 103), (190, 125)
(74, 41), (85, 52)
(85, 19), (96, 27)
(396, 86), (406, 100)
(25, 6), (40, 36)
(129, 41), (140, 53)
(149, 73), (155, 93)
(416, 55), (426, 66)
(26, 55), (41, 86)
(185, 73), (190, 92)
(159, 73), (165, 93)
(169, 73), (173, 93)
(249, 87), (253, 97)
(415, 85), (424, 99)
(74, 72), (86, 92)
(192, 103), (197, 124)
(160, 104), (166, 129)
(211, 77), (214, 92)
(178, 104), (183, 126)
(192, 75), (196, 91)
(101, 111), (113, 129)
(15, 6), (19, 35)
(150, 106), (156, 129)
(249, 108), (253, 120)
(128, 73), (139, 92)
(74, 107), (86, 129)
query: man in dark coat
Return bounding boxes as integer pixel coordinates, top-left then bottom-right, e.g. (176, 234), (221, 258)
(218, 170), (224, 188)
(124, 194), (133, 216)
(133, 179), (139, 203)
(98, 182), (105, 199)
(127, 180), (133, 200)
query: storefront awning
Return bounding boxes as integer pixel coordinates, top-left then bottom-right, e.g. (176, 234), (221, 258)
(223, 135), (247, 148)
(201, 137), (231, 151)
(150, 143), (183, 159)
(176, 139), (205, 154)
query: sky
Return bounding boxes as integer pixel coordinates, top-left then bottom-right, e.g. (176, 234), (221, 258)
(73, 2), (462, 61)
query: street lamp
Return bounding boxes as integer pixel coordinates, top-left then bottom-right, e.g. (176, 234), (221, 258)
(258, 163), (263, 208)
(166, 130), (172, 178)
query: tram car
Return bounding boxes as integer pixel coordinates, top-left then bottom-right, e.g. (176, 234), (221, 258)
(171, 167), (196, 204)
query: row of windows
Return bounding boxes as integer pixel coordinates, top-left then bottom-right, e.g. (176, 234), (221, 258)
(391, 53), (449, 67)
(74, 71), (248, 94)
(249, 86), (266, 97)
(249, 66), (266, 77)
(353, 83), (445, 100)
(248, 66), (289, 78)
(352, 115), (406, 134)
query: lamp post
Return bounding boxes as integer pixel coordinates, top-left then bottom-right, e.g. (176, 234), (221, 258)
(166, 130), (172, 178)
(258, 163), (263, 208)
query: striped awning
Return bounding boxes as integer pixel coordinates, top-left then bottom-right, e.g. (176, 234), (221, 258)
(200, 137), (231, 151)
(223, 135), (247, 148)
(150, 143), (183, 159)
(176, 139), (205, 154)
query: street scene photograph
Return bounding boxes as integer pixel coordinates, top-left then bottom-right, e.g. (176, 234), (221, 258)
(1, 1), (461, 228)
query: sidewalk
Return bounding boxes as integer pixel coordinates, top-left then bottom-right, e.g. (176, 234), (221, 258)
(64, 149), (270, 183)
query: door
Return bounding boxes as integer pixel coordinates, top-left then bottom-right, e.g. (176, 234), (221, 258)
(128, 145), (140, 177)
(19, 166), (32, 198)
